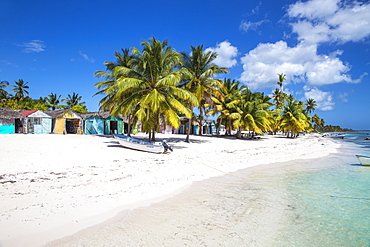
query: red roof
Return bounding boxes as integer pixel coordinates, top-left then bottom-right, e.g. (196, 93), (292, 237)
(20, 110), (38, 117)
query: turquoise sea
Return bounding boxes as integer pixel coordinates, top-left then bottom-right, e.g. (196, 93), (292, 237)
(273, 132), (370, 246)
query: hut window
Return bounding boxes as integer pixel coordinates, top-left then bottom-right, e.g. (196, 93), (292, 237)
(32, 118), (41, 125)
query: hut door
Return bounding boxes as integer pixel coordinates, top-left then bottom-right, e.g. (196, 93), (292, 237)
(110, 121), (118, 134)
(66, 119), (78, 134)
(15, 119), (23, 133)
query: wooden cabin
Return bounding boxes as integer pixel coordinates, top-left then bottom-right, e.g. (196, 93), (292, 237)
(45, 109), (83, 134)
(20, 110), (52, 134)
(80, 112), (129, 135)
(0, 108), (24, 134)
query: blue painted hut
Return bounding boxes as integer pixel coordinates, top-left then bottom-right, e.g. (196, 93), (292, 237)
(178, 117), (199, 135)
(105, 115), (124, 135)
(203, 120), (217, 135)
(80, 112), (105, 135)
(80, 112), (129, 135)
(0, 108), (24, 134)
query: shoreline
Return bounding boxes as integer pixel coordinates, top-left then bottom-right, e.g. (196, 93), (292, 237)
(0, 133), (340, 246)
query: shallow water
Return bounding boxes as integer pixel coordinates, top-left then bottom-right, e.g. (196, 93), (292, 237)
(275, 132), (370, 246)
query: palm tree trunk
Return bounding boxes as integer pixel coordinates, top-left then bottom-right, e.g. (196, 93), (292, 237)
(127, 115), (131, 137)
(185, 116), (191, 143)
(199, 107), (203, 135)
(236, 127), (241, 139)
(152, 128), (156, 142)
(185, 107), (193, 143)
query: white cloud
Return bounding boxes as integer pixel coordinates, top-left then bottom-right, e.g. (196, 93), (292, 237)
(79, 51), (95, 63)
(304, 86), (335, 111)
(0, 60), (18, 67)
(19, 40), (46, 53)
(239, 41), (356, 90)
(205, 41), (238, 68)
(288, 0), (339, 19)
(239, 20), (268, 32)
(288, 0), (370, 44)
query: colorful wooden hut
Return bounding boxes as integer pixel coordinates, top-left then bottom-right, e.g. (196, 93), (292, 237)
(178, 117), (200, 135)
(20, 110), (52, 134)
(105, 115), (125, 135)
(0, 108), (24, 134)
(80, 112), (105, 135)
(80, 112), (129, 135)
(45, 109), (82, 134)
(203, 120), (217, 135)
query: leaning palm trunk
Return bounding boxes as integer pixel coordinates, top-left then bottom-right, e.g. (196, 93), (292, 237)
(127, 115), (132, 137)
(185, 116), (192, 142)
(199, 107), (204, 135)
(236, 127), (242, 139)
(185, 106), (194, 143)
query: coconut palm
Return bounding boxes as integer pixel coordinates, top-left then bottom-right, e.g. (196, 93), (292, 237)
(210, 79), (247, 135)
(312, 113), (321, 130)
(0, 79), (9, 99)
(232, 99), (271, 138)
(95, 37), (198, 142)
(230, 90), (272, 138)
(12, 79), (29, 99)
(279, 95), (309, 138)
(276, 73), (286, 91)
(104, 48), (135, 71)
(46, 93), (62, 110)
(305, 98), (317, 114)
(180, 45), (228, 141)
(272, 88), (286, 110)
(62, 92), (86, 108)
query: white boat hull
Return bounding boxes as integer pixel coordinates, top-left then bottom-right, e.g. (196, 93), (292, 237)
(114, 134), (165, 153)
(356, 155), (370, 166)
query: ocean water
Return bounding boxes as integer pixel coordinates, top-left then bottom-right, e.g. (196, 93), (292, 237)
(273, 132), (370, 246)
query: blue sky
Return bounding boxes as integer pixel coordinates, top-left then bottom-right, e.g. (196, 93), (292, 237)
(1, 0), (369, 130)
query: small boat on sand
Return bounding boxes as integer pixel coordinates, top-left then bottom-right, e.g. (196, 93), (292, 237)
(356, 155), (370, 166)
(114, 134), (172, 153)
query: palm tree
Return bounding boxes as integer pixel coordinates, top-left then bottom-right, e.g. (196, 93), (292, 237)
(279, 95), (309, 138)
(95, 48), (137, 136)
(272, 88), (286, 110)
(95, 37), (198, 142)
(62, 92), (86, 108)
(46, 93), (62, 110)
(12, 79), (29, 99)
(230, 90), (272, 138)
(104, 48), (135, 71)
(180, 45), (228, 142)
(312, 113), (321, 130)
(232, 99), (271, 138)
(0, 79), (9, 99)
(305, 98), (317, 115)
(276, 73), (286, 91)
(210, 79), (247, 135)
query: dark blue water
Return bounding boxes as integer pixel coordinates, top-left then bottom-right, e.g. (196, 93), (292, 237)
(275, 132), (370, 246)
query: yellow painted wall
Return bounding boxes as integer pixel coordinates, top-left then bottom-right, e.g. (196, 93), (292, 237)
(55, 117), (65, 134)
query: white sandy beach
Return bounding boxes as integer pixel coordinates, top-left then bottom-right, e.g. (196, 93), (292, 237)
(0, 133), (340, 247)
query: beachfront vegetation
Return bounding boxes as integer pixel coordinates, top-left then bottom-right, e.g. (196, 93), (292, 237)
(94, 37), (335, 140)
(179, 45), (228, 142)
(0, 80), (87, 113)
(95, 38), (198, 142)
(1, 38), (352, 138)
